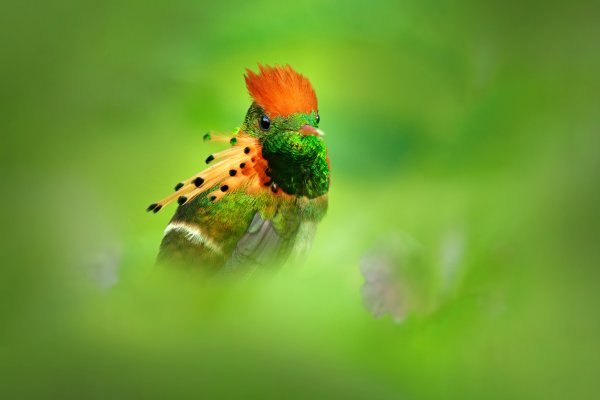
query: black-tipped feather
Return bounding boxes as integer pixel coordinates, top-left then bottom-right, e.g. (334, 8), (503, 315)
(193, 177), (204, 187)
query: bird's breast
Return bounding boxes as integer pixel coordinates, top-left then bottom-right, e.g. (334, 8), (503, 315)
(261, 133), (330, 198)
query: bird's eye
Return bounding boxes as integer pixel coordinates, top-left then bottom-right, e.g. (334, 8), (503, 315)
(315, 114), (320, 125)
(259, 115), (270, 130)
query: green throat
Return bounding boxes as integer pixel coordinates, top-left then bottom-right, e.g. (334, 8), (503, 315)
(261, 132), (329, 198)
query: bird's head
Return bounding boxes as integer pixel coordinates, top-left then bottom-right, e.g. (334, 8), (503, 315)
(146, 65), (330, 214)
(242, 65), (329, 198)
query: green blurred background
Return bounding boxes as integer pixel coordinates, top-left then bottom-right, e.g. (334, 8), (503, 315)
(1, 0), (599, 398)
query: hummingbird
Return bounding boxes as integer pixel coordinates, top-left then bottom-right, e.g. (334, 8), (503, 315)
(147, 65), (330, 275)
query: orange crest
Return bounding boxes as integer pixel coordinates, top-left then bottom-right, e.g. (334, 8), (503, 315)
(245, 64), (318, 117)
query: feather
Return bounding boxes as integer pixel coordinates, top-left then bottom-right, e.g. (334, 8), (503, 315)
(245, 65), (318, 117)
(222, 212), (283, 273)
(147, 131), (292, 213)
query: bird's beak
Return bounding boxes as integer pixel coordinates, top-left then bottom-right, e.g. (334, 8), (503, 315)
(299, 124), (325, 137)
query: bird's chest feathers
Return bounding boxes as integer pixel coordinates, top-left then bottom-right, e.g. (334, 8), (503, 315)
(260, 133), (330, 199)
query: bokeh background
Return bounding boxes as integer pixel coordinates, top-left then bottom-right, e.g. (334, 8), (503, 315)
(1, 0), (599, 398)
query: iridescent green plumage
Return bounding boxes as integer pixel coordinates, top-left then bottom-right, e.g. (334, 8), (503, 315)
(149, 65), (329, 274)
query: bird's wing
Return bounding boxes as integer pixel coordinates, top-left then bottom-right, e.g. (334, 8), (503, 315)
(222, 210), (300, 275)
(288, 220), (318, 262)
(222, 194), (325, 275)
